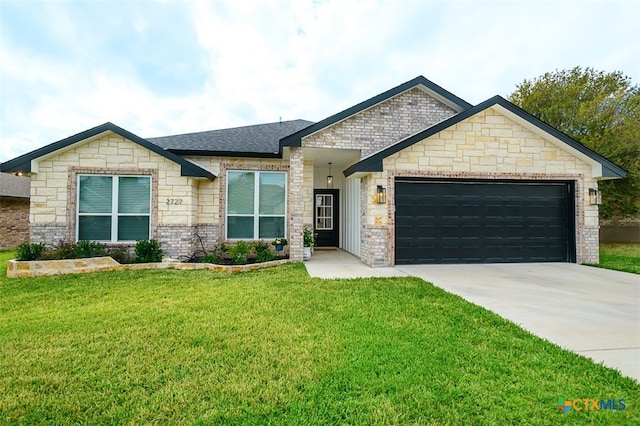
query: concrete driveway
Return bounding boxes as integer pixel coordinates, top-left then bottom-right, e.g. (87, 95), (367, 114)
(395, 263), (640, 382)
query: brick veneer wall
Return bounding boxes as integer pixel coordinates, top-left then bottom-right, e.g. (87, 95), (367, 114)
(30, 223), (67, 246)
(287, 148), (305, 261)
(303, 88), (458, 157)
(0, 198), (30, 249)
(156, 224), (221, 259)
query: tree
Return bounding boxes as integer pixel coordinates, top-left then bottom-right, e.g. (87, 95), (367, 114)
(508, 67), (640, 218)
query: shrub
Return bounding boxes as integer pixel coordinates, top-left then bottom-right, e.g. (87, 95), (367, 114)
(74, 240), (107, 258)
(303, 227), (317, 247)
(227, 241), (252, 265)
(40, 240), (77, 260)
(255, 240), (276, 263)
(15, 242), (46, 261)
(202, 252), (220, 264)
(256, 250), (276, 263)
(134, 240), (164, 263)
(107, 245), (132, 264)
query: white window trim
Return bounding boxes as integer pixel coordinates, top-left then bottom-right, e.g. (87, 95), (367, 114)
(225, 170), (287, 240)
(76, 174), (152, 242)
(316, 194), (334, 230)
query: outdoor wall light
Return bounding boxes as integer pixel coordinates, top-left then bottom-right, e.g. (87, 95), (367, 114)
(589, 188), (602, 205)
(376, 185), (387, 204)
(327, 162), (333, 188)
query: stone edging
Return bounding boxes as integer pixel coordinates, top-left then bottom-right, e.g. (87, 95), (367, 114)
(6, 257), (291, 278)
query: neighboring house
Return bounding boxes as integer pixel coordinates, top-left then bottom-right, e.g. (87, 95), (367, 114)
(0, 172), (31, 249)
(0, 76), (626, 265)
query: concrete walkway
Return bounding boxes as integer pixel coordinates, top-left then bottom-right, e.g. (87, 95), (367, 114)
(305, 251), (640, 382)
(304, 249), (407, 278)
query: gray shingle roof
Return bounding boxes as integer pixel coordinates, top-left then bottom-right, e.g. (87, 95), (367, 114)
(148, 119), (314, 155)
(0, 172), (30, 198)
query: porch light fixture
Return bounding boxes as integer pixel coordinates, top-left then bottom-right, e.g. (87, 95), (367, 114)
(589, 188), (602, 205)
(327, 162), (333, 188)
(376, 185), (387, 204)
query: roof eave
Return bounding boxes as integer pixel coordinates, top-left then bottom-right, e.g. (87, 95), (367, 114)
(0, 123), (216, 180)
(168, 149), (282, 159)
(344, 95), (627, 179)
(344, 158), (383, 177)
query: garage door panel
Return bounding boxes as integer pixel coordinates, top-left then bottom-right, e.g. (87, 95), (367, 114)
(395, 180), (575, 264)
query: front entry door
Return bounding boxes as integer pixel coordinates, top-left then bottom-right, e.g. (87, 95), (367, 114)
(314, 189), (339, 247)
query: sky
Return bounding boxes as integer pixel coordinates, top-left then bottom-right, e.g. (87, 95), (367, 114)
(1, 0), (638, 162)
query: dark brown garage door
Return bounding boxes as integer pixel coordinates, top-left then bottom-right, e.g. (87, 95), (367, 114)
(395, 179), (575, 264)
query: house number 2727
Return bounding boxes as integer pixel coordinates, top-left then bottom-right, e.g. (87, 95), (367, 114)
(166, 198), (183, 205)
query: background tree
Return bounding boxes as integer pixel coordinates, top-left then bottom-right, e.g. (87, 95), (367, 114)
(508, 67), (640, 218)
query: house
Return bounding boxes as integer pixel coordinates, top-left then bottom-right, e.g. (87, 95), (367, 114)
(0, 76), (625, 265)
(0, 172), (31, 249)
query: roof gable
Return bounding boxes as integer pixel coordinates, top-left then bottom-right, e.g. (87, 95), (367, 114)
(280, 76), (473, 148)
(0, 123), (216, 180)
(344, 96), (626, 179)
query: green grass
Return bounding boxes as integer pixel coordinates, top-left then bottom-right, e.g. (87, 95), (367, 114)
(1, 250), (638, 424)
(597, 243), (640, 274)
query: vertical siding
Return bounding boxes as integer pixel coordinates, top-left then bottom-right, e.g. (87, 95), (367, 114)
(343, 177), (361, 256)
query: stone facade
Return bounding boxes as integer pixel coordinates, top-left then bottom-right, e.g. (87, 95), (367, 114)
(373, 107), (598, 265)
(0, 198), (30, 249)
(28, 135), (202, 254)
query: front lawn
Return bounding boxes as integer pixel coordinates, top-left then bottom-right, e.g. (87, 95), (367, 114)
(598, 243), (640, 274)
(1, 250), (638, 424)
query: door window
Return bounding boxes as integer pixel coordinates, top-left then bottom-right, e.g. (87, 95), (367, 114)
(315, 194), (333, 230)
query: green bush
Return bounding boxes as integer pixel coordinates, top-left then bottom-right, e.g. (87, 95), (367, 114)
(134, 240), (164, 263)
(303, 227), (317, 247)
(47, 240), (77, 260)
(255, 240), (276, 263)
(226, 241), (252, 265)
(202, 253), (220, 264)
(15, 242), (46, 261)
(74, 240), (107, 258)
(107, 245), (132, 264)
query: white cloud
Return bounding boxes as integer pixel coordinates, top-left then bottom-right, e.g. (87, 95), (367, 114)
(1, 0), (638, 162)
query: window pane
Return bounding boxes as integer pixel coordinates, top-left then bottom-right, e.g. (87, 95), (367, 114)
(228, 172), (255, 214)
(259, 217), (285, 239)
(259, 173), (285, 214)
(119, 177), (150, 213)
(118, 216), (150, 241)
(227, 216), (254, 239)
(79, 176), (112, 213)
(78, 216), (111, 240)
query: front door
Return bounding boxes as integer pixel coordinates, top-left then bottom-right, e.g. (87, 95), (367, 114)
(314, 189), (339, 247)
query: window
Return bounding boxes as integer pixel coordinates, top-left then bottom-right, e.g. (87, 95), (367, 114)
(315, 194), (333, 230)
(77, 175), (151, 242)
(226, 171), (286, 239)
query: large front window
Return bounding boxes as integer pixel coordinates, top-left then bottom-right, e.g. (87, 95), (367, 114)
(77, 175), (151, 242)
(226, 171), (286, 239)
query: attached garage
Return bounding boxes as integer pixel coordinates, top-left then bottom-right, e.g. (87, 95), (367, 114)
(395, 179), (575, 264)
